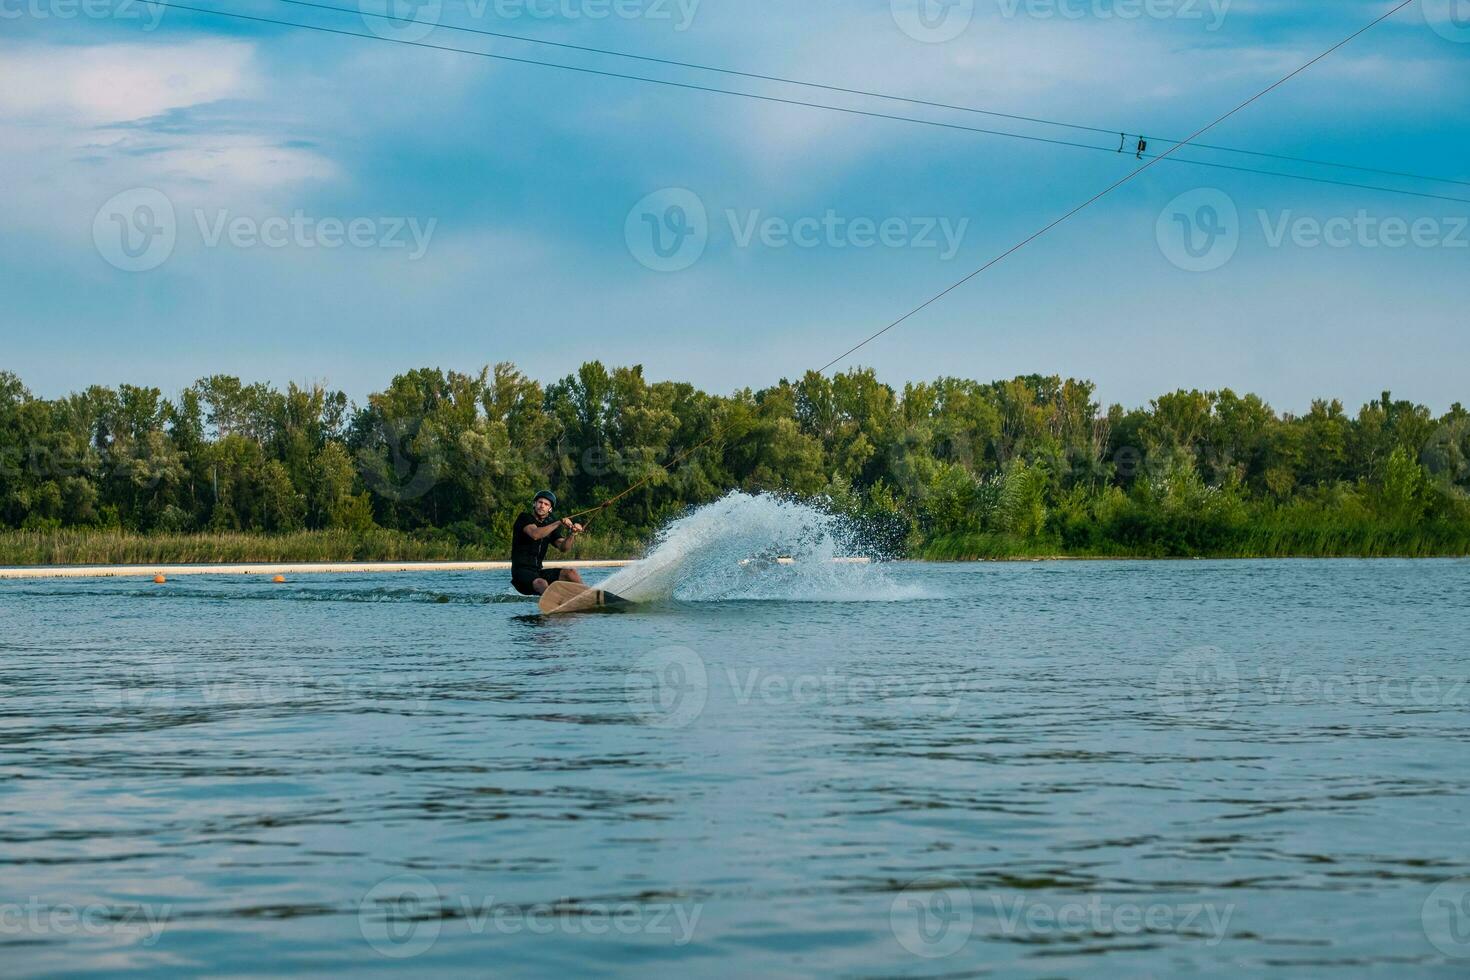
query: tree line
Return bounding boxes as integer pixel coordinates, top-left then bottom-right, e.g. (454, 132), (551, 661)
(2, 364), (1467, 558)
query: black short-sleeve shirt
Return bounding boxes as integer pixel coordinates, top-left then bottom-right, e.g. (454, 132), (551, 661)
(511, 512), (565, 576)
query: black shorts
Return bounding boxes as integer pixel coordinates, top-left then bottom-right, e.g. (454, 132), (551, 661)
(511, 567), (562, 596)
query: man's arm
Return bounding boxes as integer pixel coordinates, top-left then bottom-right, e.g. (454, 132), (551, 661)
(521, 519), (567, 541)
(553, 523), (583, 552)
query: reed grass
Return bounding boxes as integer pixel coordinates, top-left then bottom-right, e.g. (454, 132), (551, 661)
(922, 523), (1470, 561)
(5, 519), (1466, 567)
(0, 528), (644, 566)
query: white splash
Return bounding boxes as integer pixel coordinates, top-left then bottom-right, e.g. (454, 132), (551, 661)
(599, 491), (920, 603)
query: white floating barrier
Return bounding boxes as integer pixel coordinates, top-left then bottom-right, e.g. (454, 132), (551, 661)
(0, 559), (630, 580)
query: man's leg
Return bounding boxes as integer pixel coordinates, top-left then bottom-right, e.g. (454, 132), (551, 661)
(532, 577), (549, 595)
(563, 568), (582, 584)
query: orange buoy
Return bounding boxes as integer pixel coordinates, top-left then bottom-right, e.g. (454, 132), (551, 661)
(272, 574), (286, 583)
(153, 574), (167, 584)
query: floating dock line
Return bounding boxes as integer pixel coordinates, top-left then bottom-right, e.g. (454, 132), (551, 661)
(0, 557), (871, 580)
(0, 560), (632, 580)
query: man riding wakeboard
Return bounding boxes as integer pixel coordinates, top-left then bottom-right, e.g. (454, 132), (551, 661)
(510, 490), (585, 596)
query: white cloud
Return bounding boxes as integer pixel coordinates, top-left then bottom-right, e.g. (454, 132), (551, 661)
(666, 11), (1202, 184)
(0, 39), (338, 236)
(101, 134), (338, 196)
(0, 40), (255, 124)
(655, 4), (1452, 185)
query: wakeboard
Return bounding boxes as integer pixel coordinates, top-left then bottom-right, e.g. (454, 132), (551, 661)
(538, 579), (634, 615)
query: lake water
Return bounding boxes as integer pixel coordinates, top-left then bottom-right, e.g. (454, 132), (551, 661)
(3, 556), (1470, 977)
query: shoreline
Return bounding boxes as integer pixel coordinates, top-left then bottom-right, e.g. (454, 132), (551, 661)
(1, 554), (1461, 580)
(0, 559), (633, 580)
(0, 557), (874, 579)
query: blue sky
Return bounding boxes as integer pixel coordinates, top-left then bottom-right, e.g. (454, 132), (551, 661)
(3, 0), (1468, 413)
